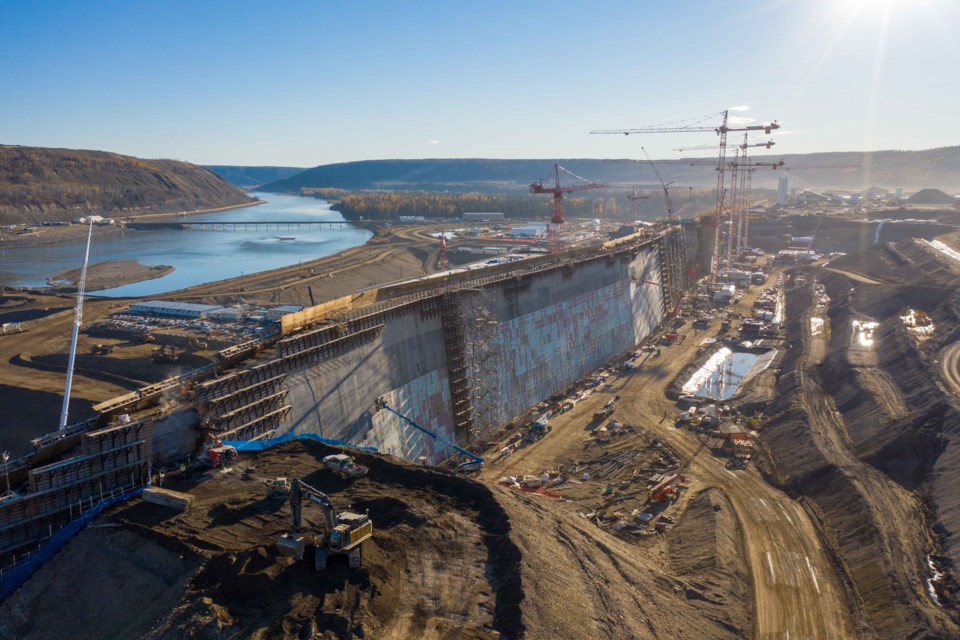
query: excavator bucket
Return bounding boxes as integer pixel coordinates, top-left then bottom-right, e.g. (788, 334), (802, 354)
(277, 533), (305, 560)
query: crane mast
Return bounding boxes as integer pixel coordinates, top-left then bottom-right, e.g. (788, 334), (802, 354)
(59, 219), (94, 431)
(591, 110), (779, 282)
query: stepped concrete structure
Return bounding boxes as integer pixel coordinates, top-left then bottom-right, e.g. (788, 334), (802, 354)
(0, 226), (699, 568)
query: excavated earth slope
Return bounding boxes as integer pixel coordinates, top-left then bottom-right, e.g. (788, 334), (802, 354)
(758, 257), (960, 638)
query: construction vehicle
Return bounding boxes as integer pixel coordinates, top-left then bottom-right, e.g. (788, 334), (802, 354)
(264, 477), (291, 497)
(322, 453), (368, 479)
(90, 343), (113, 355)
(594, 396), (621, 421)
(198, 434), (237, 468)
(152, 343), (179, 364)
(277, 479), (373, 570)
(647, 473), (684, 503)
(376, 401), (484, 471)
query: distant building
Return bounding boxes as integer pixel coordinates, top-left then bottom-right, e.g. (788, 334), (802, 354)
(773, 249), (800, 265)
(263, 305), (304, 322)
(713, 285), (737, 304)
(719, 270), (752, 287)
(205, 307), (246, 322)
(398, 216), (426, 223)
(462, 212), (504, 221)
(510, 223), (547, 238)
(129, 300), (221, 318)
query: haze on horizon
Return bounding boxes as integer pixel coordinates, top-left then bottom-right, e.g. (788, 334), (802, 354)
(1, 0), (958, 167)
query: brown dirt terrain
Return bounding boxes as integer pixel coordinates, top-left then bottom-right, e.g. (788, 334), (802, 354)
(1, 440), (522, 640)
(4, 222), (960, 639)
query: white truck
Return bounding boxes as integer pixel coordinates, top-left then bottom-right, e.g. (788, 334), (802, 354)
(323, 454), (368, 479)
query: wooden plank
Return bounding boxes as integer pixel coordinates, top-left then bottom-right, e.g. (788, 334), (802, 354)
(142, 487), (193, 511)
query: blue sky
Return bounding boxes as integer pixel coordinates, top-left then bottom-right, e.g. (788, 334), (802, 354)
(1, 0), (958, 166)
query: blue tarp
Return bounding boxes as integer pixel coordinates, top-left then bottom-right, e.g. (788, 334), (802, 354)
(223, 432), (378, 453)
(0, 485), (146, 601)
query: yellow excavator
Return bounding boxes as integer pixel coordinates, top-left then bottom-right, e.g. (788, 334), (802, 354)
(277, 479), (373, 570)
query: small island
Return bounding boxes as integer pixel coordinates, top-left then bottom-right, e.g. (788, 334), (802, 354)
(48, 260), (174, 292)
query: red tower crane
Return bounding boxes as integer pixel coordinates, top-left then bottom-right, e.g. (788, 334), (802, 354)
(438, 231), (448, 270)
(529, 163), (607, 253)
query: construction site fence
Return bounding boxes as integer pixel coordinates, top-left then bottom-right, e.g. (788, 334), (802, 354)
(224, 432), (378, 454)
(0, 484), (146, 602)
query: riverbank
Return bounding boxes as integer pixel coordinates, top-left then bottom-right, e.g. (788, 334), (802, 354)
(0, 200), (265, 249)
(48, 260), (175, 292)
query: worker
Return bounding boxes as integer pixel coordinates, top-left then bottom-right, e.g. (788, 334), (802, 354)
(179, 461), (186, 474)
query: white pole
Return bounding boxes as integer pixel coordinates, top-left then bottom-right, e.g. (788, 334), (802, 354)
(59, 220), (94, 431)
(2, 451), (9, 496)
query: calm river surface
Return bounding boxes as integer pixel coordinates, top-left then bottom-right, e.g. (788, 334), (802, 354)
(0, 193), (371, 297)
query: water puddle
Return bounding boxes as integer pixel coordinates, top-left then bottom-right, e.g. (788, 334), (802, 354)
(811, 317), (824, 335)
(851, 320), (878, 348)
(681, 347), (775, 401)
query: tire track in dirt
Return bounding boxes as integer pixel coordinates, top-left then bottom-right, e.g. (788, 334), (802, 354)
(941, 340), (960, 396)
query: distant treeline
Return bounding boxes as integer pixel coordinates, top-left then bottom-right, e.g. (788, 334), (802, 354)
(327, 191), (625, 221)
(321, 189), (717, 222)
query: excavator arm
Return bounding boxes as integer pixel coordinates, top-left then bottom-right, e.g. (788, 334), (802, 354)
(289, 479), (336, 534)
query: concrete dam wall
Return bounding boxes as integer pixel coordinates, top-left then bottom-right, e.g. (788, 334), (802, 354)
(260, 238), (666, 463)
(0, 232), (683, 564)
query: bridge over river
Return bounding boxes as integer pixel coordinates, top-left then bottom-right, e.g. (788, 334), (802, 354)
(124, 220), (358, 231)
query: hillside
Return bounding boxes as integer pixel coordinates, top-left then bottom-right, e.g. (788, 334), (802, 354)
(260, 146), (960, 195)
(205, 165), (305, 190)
(0, 146), (255, 225)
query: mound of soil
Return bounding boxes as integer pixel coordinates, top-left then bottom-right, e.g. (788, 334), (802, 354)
(908, 189), (958, 205)
(113, 440), (519, 639)
(0, 529), (199, 640)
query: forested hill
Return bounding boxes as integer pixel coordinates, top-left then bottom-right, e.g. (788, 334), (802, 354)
(205, 165), (305, 190)
(0, 146), (255, 225)
(259, 147), (960, 194)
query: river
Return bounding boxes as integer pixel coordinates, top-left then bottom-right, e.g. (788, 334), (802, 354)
(0, 193), (371, 297)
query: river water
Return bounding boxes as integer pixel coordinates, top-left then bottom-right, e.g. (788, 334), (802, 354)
(0, 193), (371, 297)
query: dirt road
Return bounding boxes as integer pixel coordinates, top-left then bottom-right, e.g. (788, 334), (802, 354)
(824, 266), (886, 285)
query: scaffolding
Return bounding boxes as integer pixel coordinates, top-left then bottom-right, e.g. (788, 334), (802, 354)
(462, 288), (503, 442)
(439, 293), (473, 441)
